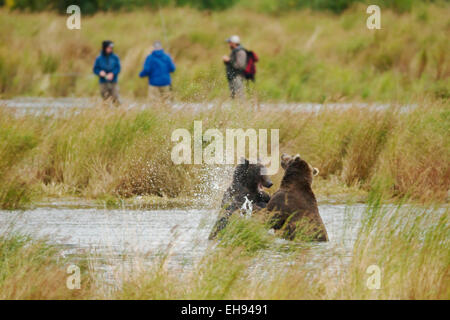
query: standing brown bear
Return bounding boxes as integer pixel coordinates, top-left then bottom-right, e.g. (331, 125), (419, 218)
(267, 154), (328, 241)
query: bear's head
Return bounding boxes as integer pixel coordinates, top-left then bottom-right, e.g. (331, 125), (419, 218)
(232, 158), (273, 192)
(281, 153), (319, 186)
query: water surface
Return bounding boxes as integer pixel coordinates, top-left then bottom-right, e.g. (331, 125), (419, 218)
(0, 204), (365, 274)
(0, 97), (416, 116)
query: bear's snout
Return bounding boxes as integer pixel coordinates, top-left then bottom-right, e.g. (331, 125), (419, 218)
(263, 179), (273, 188)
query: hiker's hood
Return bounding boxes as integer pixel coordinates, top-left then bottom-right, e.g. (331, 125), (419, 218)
(101, 40), (114, 55)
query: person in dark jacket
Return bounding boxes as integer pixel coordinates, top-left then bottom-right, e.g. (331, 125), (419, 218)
(223, 35), (247, 100)
(93, 40), (121, 104)
(139, 41), (176, 103)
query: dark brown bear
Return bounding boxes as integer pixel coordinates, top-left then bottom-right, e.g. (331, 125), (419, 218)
(266, 154), (328, 241)
(208, 158), (273, 240)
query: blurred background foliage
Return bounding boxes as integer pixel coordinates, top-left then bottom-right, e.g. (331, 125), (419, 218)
(2, 0), (446, 14)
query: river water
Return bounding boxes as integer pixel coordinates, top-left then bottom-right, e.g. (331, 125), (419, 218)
(0, 203), (366, 285)
(0, 97), (416, 115)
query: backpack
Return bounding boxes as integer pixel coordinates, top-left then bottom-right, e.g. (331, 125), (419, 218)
(244, 50), (258, 81)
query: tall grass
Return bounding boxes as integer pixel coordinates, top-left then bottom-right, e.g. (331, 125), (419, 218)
(0, 99), (448, 209)
(0, 105), (203, 209)
(0, 232), (93, 299)
(0, 4), (448, 101)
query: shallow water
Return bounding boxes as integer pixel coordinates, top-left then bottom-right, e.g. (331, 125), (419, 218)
(0, 97), (416, 115)
(0, 204), (365, 280)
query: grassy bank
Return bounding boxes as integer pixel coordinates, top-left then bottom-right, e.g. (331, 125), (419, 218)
(0, 99), (448, 209)
(1, 202), (448, 299)
(0, 4), (448, 102)
(0, 232), (93, 299)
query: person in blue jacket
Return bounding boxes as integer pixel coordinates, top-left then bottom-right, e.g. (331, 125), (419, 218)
(93, 40), (121, 104)
(139, 41), (176, 103)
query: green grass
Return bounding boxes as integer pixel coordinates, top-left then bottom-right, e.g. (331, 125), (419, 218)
(0, 4), (448, 101)
(0, 98), (448, 209)
(0, 1), (447, 300)
(0, 232), (93, 299)
(216, 215), (273, 253)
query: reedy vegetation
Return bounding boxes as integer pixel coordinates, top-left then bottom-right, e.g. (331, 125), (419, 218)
(0, 1), (448, 300)
(0, 4), (448, 101)
(0, 232), (93, 299)
(0, 99), (448, 209)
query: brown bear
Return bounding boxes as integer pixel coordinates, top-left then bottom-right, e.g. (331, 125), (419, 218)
(208, 158), (273, 240)
(266, 154), (328, 241)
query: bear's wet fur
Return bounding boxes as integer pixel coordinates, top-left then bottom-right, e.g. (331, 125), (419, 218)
(266, 154), (328, 241)
(208, 158), (273, 240)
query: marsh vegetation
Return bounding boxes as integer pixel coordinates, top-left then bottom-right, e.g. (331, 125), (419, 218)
(0, 2), (448, 300)
(0, 4), (448, 101)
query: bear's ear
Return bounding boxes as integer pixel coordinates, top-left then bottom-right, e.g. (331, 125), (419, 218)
(313, 168), (319, 176)
(239, 157), (249, 166)
(281, 153), (292, 169)
(293, 154), (302, 163)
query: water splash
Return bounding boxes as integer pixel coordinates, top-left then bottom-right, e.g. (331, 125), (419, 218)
(192, 164), (234, 209)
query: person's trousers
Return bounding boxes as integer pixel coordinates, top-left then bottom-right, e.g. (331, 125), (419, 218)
(148, 85), (172, 104)
(228, 75), (246, 100)
(100, 82), (120, 105)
